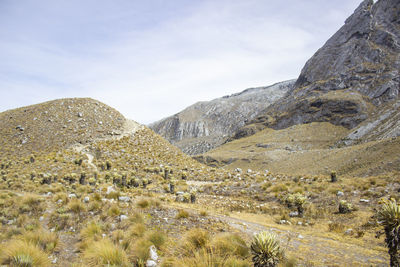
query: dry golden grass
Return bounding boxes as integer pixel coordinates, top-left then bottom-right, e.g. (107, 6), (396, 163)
(202, 122), (400, 176)
(83, 238), (129, 267)
(0, 239), (51, 267)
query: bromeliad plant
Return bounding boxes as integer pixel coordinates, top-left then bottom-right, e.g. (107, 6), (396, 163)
(377, 199), (400, 267)
(251, 231), (283, 267)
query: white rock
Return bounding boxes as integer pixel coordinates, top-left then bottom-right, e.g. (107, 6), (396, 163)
(39, 216), (44, 222)
(120, 215), (128, 221)
(83, 196), (90, 203)
(298, 234), (304, 239)
(149, 245), (158, 261)
(106, 186), (116, 195)
(68, 193), (77, 198)
(57, 199), (63, 204)
(118, 196), (130, 202)
(345, 229), (354, 235)
(146, 260), (157, 267)
(337, 191), (344, 197)
(360, 199), (370, 203)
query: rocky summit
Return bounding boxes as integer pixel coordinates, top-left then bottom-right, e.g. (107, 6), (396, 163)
(234, 0), (400, 141)
(150, 80), (295, 155)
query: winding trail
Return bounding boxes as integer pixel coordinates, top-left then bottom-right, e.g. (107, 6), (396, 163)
(72, 119), (144, 172)
(170, 183), (388, 267)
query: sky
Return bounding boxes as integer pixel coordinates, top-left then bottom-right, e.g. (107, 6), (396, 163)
(0, 0), (362, 124)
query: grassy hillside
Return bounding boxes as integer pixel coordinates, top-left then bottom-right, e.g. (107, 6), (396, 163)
(198, 122), (400, 176)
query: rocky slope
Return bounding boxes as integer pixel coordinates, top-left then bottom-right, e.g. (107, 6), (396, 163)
(233, 0), (400, 141)
(196, 0), (400, 176)
(0, 98), (126, 157)
(150, 80), (295, 154)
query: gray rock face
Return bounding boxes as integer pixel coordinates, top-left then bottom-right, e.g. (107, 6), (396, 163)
(241, 0), (400, 137)
(150, 80), (294, 154)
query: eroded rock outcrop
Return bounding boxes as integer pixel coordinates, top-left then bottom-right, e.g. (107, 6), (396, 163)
(150, 80), (294, 154)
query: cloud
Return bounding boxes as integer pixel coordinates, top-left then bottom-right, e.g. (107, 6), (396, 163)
(0, 0), (361, 124)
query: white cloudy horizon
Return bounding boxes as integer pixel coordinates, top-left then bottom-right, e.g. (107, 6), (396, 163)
(0, 0), (362, 124)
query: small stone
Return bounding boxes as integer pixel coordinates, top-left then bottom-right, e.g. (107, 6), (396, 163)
(77, 112), (83, 117)
(149, 245), (158, 261)
(39, 216), (44, 222)
(146, 260), (157, 267)
(68, 193), (77, 198)
(360, 199), (370, 203)
(337, 191), (344, 197)
(106, 186), (116, 195)
(345, 229), (354, 235)
(289, 211), (299, 217)
(57, 199), (63, 204)
(83, 196), (90, 203)
(297, 221), (303, 226)
(118, 196), (130, 202)
(52, 258), (57, 264)
(298, 234), (304, 239)
(120, 215), (128, 221)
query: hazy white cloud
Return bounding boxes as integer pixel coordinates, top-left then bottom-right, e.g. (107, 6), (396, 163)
(0, 0), (361, 124)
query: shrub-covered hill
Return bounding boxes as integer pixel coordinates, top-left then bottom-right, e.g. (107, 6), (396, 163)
(0, 98), (125, 157)
(0, 98), (231, 188)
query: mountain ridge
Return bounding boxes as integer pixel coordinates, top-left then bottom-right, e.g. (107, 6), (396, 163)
(150, 79), (295, 154)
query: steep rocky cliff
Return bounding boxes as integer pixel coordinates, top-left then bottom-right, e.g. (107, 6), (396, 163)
(234, 0), (400, 141)
(150, 80), (295, 154)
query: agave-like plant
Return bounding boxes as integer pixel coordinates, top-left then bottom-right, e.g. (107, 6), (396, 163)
(251, 231), (283, 267)
(377, 199), (400, 267)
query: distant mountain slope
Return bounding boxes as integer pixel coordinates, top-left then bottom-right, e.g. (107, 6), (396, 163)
(234, 0), (400, 141)
(149, 80), (295, 155)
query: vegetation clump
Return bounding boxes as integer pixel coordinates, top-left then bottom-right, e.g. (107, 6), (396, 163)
(251, 231), (283, 267)
(377, 199), (400, 267)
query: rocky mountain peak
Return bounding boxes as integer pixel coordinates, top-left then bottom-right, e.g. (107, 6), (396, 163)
(237, 0), (399, 137)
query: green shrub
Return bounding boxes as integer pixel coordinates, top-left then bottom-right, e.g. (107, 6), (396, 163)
(338, 200), (353, 214)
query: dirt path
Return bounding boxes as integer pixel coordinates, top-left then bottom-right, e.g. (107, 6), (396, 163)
(169, 199), (388, 266)
(72, 119), (144, 172)
(38, 194), (80, 266)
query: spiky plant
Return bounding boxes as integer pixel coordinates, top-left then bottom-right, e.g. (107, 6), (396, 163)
(285, 193), (307, 217)
(251, 231), (283, 267)
(377, 199), (400, 267)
